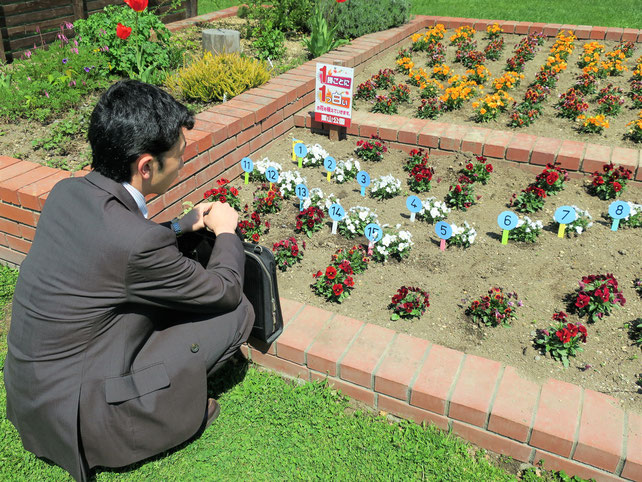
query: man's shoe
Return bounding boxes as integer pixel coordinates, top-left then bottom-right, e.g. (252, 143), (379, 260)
(205, 398), (220, 428)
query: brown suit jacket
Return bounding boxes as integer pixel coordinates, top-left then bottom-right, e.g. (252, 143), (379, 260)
(4, 171), (246, 480)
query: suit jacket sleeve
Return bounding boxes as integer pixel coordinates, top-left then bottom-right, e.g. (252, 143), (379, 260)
(125, 224), (245, 313)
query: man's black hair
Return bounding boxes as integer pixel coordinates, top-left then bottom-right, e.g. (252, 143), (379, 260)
(88, 79), (195, 183)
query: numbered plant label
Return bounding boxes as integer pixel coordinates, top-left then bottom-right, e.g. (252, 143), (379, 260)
(554, 206), (577, 224)
(294, 142), (307, 158)
(406, 195), (422, 213)
(435, 221), (452, 240)
(497, 211), (518, 231)
(323, 156), (337, 172)
(364, 223), (383, 243)
(295, 183), (308, 200)
(265, 167), (279, 184)
(608, 200), (630, 220)
(241, 157), (254, 173)
(356, 170), (371, 187)
(328, 203), (345, 221)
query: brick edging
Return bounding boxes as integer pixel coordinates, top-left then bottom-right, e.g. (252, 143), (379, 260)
(0, 13), (641, 480)
(243, 298), (641, 482)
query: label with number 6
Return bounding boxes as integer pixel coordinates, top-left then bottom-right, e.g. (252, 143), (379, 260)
(497, 211), (518, 231)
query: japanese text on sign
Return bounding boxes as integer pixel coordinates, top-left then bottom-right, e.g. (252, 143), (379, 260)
(314, 62), (354, 128)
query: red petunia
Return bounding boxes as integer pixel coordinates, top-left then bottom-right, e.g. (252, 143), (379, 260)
(124, 0), (148, 11)
(465, 163), (473, 171)
(325, 266), (337, 280)
(116, 23), (132, 40)
(575, 292), (590, 309)
(546, 172), (559, 185)
(291, 246), (299, 256)
(332, 284), (344, 296)
(485, 164), (493, 173)
(230, 187), (238, 196)
(219, 196), (226, 203)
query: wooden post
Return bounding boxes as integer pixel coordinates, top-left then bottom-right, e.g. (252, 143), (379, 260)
(186, 0), (198, 18)
(327, 124), (346, 141)
(0, 5), (6, 63)
(71, 0), (85, 21)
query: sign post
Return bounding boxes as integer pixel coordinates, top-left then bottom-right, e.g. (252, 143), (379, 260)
(314, 63), (354, 141)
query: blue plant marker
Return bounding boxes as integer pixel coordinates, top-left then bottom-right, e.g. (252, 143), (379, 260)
(434, 221), (452, 251)
(406, 195), (422, 222)
(265, 166), (279, 189)
(497, 210), (518, 244)
(608, 200), (630, 231)
(241, 157), (253, 184)
(328, 203), (345, 234)
(554, 205), (577, 238)
(295, 183), (308, 212)
(294, 142), (307, 168)
(364, 223), (383, 242)
(357, 170), (370, 197)
(324, 156), (337, 171)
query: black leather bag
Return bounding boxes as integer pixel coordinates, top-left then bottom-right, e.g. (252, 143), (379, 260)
(177, 230), (284, 344)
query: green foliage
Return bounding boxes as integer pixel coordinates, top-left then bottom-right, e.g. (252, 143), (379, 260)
(32, 109), (90, 156)
(239, 0), (313, 35)
(303, 0), (349, 58)
(326, 0), (411, 39)
(0, 265), (18, 312)
(74, 5), (181, 84)
(252, 19), (286, 60)
(165, 52), (270, 103)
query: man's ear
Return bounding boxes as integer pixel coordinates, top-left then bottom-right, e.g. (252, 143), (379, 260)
(135, 153), (155, 180)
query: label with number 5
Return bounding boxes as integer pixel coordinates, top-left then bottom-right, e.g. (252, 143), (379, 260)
(435, 221), (452, 240)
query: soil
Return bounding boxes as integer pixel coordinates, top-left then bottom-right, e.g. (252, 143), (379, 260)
(353, 29), (641, 149)
(227, 127), (642, 414)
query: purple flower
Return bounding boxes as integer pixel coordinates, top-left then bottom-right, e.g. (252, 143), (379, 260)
(517, 300), (523, 307)
(84, 67), (91, 72)
(69, 80), (76, 87)
(62, 58), (68, 64)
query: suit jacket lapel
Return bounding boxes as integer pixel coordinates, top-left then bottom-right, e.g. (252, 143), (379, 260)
(84, 171), (144, 218)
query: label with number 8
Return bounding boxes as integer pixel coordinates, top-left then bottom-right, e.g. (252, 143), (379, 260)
(608, 200), (630, 220)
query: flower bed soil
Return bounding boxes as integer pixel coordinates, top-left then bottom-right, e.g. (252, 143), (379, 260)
(225, 127), (642, 414)
(353, 29), (641, 149)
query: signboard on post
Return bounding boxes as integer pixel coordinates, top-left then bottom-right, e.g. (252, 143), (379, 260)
(314, 63), (354, 128)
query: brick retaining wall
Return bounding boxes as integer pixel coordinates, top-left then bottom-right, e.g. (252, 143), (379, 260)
(0, 10), (641, 480)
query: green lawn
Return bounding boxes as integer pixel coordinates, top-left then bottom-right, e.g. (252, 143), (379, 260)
(197, 0), (642, 29)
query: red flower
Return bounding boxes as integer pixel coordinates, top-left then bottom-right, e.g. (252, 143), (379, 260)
(344, 276), (354, 287)
(465, 163), (473, 171)
(230, 187), (238, 196)
(455, 185), (462, 193)
(219, 196), (227, 203)
(251, 233), (260, 242)
(575, 292), (590, 309)
(556, 328), (571, 344)
(337, 0), (347, 2)
(485, 164), (493, 173)
(291, 246), (299, 256)
(124, 0), (148, 11)
(546, 172), (559, 185)
(313, 270), (323, 278)
(332, 284), (344, 296)
(325, 266), (337, 280)
(116, 23), (132, 40)
(612, 181), (622, 192)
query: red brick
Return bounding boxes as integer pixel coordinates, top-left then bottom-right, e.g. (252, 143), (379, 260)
(293, 111), (306, 128)
(162, 177), (196, 208)
(249, 129), (274, 153)
(473, 19), (493, 31)
(340, 323), (395, 389)
(572, 390), (624, 473)
(184, 128), (212, 154)
(410, 344), (464, 415)
(449, 355), (502, 427)
(194, 160), (225, 190)
(605, 27), (623, 41)
(0, 156), (21, 169)
(542, 24), (562, 37)
(610, 147), (639, 173)
(261, 82), (298, 104)
(309, 372), (375, 406)
(0, 217), (21, 238)
(0, 161), (37, 183)
(275, 305), (332, 364)
(418, 122), (447, 149)
(397, 118), (427, 145)
(18, 173), (68, 210)
(506, 133), (537, 163)
(305, 315), (363, 376)
(378, 394), (449, 431)
(440, 124), (467, 151)
(452, 420), (533, 463)
(556, 140), (585, 171)
(533, 450), (623, 482)
(261, 110), (284, 132)
(483, 130), (513, 158)
(530, 137), (562, 166)
(225, 99), (270, 124)
(374, 334), (430, 401)
(530, 379), (582, 458)
(236, 124), (261, 147)
(0, 202), (37, 226)
(0, 166), (59, 205)
(622, 412), (642, 481)
(196, 111), (242, 137)
(250, 350), (309, 380)
(377, 115), (408, 142)
(589, 26), (607, 40)
(622, 28), (640, 42)
(359, 118), (379, 138)
(460, 127), (490, 155)
(6, 234), (31, 254)
(273, 116), (295, 138)
(514, 22), (531, 35)
(573, 25), (592, 39)
(488, 366), (540, 443)
(250, 88), (288, 110)
(500, 21), (518, 34)
(529, 22), (546, 34)
(19, 224), (36, 241)
(210, 137), (237, 162)
(279, 73), (315, 92)
(183, 141), (198, 162)
(581, 143), (612, 174)
(270, 77), (308, 99)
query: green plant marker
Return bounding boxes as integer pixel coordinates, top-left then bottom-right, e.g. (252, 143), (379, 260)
(497, 211), (518, 245)
(244, 172), (249, 184)
(293, 141), (307, 168)
(501, 230), (509, 244)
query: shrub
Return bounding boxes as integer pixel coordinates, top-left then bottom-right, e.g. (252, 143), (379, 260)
(325, 0), (410, 40)
(252, 19), (286, 60)
(165, 52), (270, 103)
(240, 0), (313, 36)
(389, 286), (430, 321)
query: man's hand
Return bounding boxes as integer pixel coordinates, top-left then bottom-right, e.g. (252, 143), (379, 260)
(203, 201), (239, 236)
(178, 202), (215, 233)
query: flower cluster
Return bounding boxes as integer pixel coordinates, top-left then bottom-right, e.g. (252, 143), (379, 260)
(338, 206), (378, 239)
(389, 83), (411, 103)
(573, 273), (625, 323)
(630, 80), (642, 109)
(492, 71), (523, 91)
(372, 68), (395, 89)
(404, 148), (430, 172)
(466, 287), (521, 327)
(447, 221), (477, 248)
(389, 286), (430, 321)
(355, 79), (376, 100)
(432, 63), (452, 81)
(416, 97), (444, 119)
(505, 32), (544, 71)
(334, 158), (360, 184)
(204, 178), (241, 210)
(371, 94), (398, 114)
(549, 30), (576, 60)
(295, 206), (325, 238)
(589, 162), (633, 200)
(534, 311), (587, 367)
(439, 79), (478, 110)
(595, 83), (625, 116)
(460, 155), (493, 184)
(370, 174), (402, 200)
(249, 157), (282, 182)
(418, 78), (444, 99)
(472, 90), (513, 122)
(511, 163), (568, 213)
(407, 67), (431, 87)
(396, 56), (414, 74)
(272, 237), (304, 271)
(238, 211), (269, 243)
(508, 216), (543, 243)
(331, 245), (370, 274)
(312, 261), (356, 303)
(562, 205), (593, 237)
(578, 42), (605, 69)
(417, 197), (451, 224)
(465, 64), (491, 85)
(407, 162), (434, 193)
(445, 181), (475, 211)
(457, 49), (486, 70)
(303, 143), (330, 167)
(603, 49), (628, 76)
(627, 110), (642, 143)
(425, 41), (446, 67)
(577, 114), (609, 134)
(302, 187), (335, 210)
(253, 183), (283, 214)
(555, 87), (588, 119)
(355, 135), (387, 162)
(278, 170), (306, 199)
(620, 201), (642, 228)
(372, 225), (413, 263)
(573, 72), (598, 95)
(486, 23), (503, 39)
(450, 26), (476, 46)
